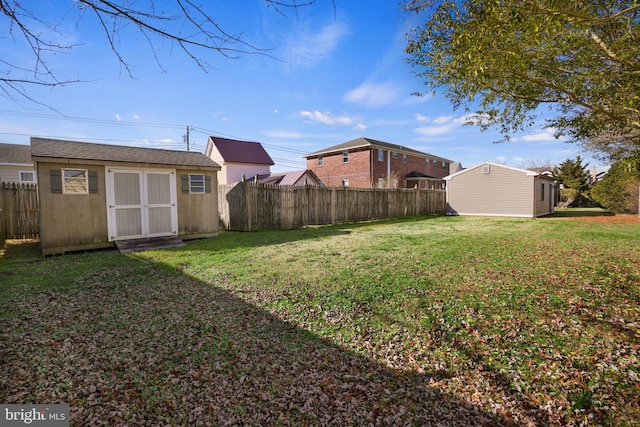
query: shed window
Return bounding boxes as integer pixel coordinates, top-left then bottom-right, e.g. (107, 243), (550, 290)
(483, 164), (490, 174)
(189, 174), (206, 193)
(19, 171), (36, 183)
(342, 151), (349, 163)
(541, 183), (545, 201)
(181, 174), (211, 193)
(318, 155), (323, 167)
(378, 149), (384, 162)
(63, 169), (88, 194)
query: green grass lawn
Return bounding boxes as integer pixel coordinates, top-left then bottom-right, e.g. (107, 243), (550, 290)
(1, 211), (639, 425)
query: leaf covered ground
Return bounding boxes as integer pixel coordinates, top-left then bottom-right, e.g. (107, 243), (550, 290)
(1, 212), (639, 426)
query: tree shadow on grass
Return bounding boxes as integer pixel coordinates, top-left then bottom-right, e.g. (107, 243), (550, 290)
(546, 208), (614, 218)
(0, 254), (524, 426)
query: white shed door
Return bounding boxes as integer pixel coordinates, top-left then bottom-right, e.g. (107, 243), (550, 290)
(107, 169), (178, 241)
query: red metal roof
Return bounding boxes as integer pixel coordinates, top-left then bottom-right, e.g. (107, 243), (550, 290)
(209, 136), (274, 165)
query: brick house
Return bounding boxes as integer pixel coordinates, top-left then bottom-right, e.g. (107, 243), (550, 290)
(304, 137), (452, 189)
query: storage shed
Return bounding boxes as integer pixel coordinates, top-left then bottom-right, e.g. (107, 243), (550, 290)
(444, 162), (557, 218)
(31, 137), (221, 255)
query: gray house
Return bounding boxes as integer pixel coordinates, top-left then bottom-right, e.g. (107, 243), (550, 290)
(31, 137), (221, 255)
(444, 162), (557, 218)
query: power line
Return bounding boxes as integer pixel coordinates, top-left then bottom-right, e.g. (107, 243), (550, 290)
(0, 109), (310, 160)
(191, 127), (309, 155)
(0, 109), (186, 129)
(0, 131), (203, 151)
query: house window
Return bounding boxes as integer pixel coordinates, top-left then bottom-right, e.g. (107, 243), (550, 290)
(342, 151), (349, 163)
(392, 152), (398, 159)
(19, 171), (36, 183)
(403, 154), (407, 163)
(433, 159), (437, 166)
(442, 161), (446, 170)
(378, 149), (384, 162)
(318, 155), (323, 167)
(403, 180), (407, 188)
(342, 179), (349, 187)
(62, 168), (88, 194)
(189, 174), (206, 193)
(378, 178), (385, 188)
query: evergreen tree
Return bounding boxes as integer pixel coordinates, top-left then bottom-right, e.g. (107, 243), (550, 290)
(553, 156), (592, 192)
(591, 153), (640, 213)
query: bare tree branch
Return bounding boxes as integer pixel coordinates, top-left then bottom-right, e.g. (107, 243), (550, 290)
(1, 0), (327, 102)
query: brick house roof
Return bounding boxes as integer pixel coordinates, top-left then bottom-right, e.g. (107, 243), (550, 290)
(208, 136), (274, 165)
(304, 137), (452, 162)
(30, 137), (221, 170)
(0, 143), (32, 165)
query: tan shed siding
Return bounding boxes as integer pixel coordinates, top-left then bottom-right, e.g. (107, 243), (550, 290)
(37, 162), (110, 255)
(447, 165), (534, 217)
(176, 169), (219, 238)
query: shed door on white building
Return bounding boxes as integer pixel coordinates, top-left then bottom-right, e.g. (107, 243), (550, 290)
(106, 168), (178, 241)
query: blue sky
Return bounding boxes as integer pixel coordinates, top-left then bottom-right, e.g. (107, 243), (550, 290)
(0, 1), (605, 173)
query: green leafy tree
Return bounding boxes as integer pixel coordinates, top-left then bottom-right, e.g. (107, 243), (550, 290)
(591, 153), (640, 213)
(404, 0), (640, 159)
(553, 156), (591, 192)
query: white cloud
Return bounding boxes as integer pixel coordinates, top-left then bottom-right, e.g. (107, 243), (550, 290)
(113, 113), (122, 121)
(433, 115), (454, 124)
(414, 113), (429, 122)
(414, 123), (457, 137)
(132, 114), (141, 120)
(299, 110), (353, 126)
(288, 21), (349, 69)
(521, 127), (558, 142)
(353, 122), (367, 131)
(412, 113), (491, 139)
(343, 81), (403, 108)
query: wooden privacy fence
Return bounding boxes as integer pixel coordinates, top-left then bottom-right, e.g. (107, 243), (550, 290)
(219, 182), (446, 231)
(0, 182), (39, 240)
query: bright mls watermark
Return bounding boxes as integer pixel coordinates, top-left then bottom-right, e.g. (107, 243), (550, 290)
(1, 405), (69, 426)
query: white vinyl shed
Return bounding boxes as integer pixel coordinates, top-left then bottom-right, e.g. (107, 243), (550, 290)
(444, 162), (557, 218)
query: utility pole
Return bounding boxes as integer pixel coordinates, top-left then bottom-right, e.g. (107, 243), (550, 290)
(183, 126), (193, 151)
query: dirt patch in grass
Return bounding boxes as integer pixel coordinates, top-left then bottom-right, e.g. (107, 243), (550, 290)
(574, 214), (640, 225)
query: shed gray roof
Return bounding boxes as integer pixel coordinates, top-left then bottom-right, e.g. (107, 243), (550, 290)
(30, 138), (221, 170)
(304, 137), (453, 162)
(0, 143), (33, 165)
